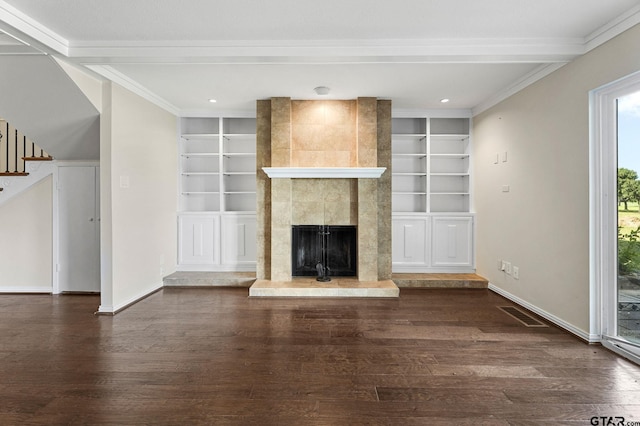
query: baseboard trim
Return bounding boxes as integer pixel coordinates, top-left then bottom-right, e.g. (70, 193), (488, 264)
(0, 286), (52, 293)
(97, 282), (163, 315)
(177, 265), (257, 272)
(488, 283), (599, 343)
(392, 265), (476, 274)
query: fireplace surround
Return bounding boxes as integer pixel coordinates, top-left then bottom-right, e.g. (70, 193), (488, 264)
(256, 97), (392, 284)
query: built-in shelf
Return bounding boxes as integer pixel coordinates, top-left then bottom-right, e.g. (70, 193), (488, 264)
(262, 167), (387, 179)
(392, 117), (471, 214)
(180, 117), (256, 212)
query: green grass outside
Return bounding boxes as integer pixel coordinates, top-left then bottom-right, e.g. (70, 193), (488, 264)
(619, 202), (640, 275)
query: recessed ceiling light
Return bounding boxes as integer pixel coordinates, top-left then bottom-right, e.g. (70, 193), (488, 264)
(208, 99), (217, 103)
(314, 86), (330, 96)
(440, 98), (450, 103)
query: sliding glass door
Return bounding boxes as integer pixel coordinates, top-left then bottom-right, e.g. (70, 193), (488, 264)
(616, 90), (640, 351)
(591, 72), (640, 364)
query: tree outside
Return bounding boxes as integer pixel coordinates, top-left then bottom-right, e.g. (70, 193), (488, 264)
(618, 168), (640, 276)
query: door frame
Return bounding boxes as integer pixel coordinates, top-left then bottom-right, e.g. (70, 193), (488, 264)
(590, 70), (640, 364)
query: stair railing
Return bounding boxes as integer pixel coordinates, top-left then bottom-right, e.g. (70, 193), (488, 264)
(0, 119), (52, 177)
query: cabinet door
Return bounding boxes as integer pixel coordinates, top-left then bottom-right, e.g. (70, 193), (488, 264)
(392, 217), (429, 268)
(431, 217), (473, 267)
(178, 215), (217, 265)
(221, 214), (257, 267)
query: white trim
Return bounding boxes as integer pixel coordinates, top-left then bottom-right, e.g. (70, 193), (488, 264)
(392, 108), (472, 119)
(602, 338), (640, 365)
(488, 283), (599, 343)
(177, 264), (256, 272)
(589, 70), (640, 360)
(0, 286), (51, 293)
(179, 109), (256, 119)
(86, 65), (180, 116)
(0, 0), (69, 55)
(263, 167), (386, 179)
(392, 265), (475, 274)
(52, 165), (59, 294)
(68, 37), (583, 64)
(472, 63), (567, 115)
(584, 4), (640, 52)
(97, 281), (163, 314)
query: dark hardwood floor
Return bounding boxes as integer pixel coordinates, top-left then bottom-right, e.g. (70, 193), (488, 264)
(1, 288), (640, 425)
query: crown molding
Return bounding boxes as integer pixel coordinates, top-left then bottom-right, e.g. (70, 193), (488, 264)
(86, 65), (180, 116)
(392, 108), (472, 118)
(472, 62), (567, 116)
(2, 1), (639, 118)
(0, 0), (68, 55)
(584, 3), (640, 52)
(178, 109), (256, 118)
(67, 37), (584, 64)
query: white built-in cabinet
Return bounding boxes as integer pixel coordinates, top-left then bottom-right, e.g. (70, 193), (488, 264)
(177, 117), (257, 271)
(176, 115), (474, 273)
(392, 117), (475, 272)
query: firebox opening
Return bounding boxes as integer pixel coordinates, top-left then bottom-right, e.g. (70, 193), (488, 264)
(291, 225), (357, 279)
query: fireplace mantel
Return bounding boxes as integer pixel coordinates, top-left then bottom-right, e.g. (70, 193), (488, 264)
(262, 167), (386, 179)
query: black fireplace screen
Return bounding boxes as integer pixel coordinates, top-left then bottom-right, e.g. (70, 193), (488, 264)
(291, 225), (357, 278)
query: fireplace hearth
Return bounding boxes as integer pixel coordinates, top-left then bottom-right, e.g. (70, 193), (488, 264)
(291, 225), (357, 280)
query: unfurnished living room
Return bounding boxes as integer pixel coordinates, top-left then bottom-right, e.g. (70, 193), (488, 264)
(1, 1), (640, 424)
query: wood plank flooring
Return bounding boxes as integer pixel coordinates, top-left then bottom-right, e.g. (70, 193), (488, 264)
(1, 288), (640, 424)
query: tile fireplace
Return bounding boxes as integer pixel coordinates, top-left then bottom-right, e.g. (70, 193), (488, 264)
(255, 97), (393, 285)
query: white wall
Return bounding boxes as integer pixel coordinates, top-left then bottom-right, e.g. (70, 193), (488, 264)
(55, 58), (103, 113)
(100, 82), (178, 312)
(0, 55), (100, 161)
(0, 176), (52, 292)
(473, 24), (640, 337)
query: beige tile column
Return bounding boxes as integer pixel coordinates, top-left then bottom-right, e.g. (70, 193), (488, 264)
(256, 100), (271, 280)
(357, 97), (378, 168)
(377, 99), (392, 280)
(271, 97), (292, 167)
(358, 178), (378, 281)
(356, 98), (379, 281)
(271, 178), (292, 281)
(270, 98), (292, 281)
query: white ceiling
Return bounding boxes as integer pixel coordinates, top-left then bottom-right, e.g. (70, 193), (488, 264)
(1, 0), (640, 116)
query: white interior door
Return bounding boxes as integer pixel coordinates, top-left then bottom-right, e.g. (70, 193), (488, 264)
(58, 166), (100, 292)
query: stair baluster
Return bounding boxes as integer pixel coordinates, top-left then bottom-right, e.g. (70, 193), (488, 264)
(14, 129), (18, 174)
(4, 122), (8, 173)
(0, 119), (52, 184)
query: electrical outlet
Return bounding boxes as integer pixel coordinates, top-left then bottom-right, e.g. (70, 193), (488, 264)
(513, 266), (519, 279)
